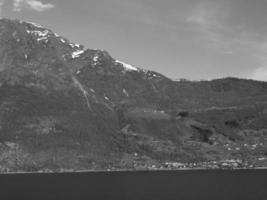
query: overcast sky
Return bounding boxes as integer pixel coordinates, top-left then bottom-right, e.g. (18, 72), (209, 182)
(1, 0), (267, 81)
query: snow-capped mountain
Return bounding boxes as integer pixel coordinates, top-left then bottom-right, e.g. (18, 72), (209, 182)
(0, 18), (266, 172)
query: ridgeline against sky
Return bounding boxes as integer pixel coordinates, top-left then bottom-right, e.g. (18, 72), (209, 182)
(1, 0), (267, 81)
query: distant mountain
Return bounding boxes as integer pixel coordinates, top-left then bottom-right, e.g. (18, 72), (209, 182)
(0, 18), (266, 172)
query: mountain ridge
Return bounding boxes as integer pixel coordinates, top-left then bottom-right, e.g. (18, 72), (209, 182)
(0, 18), (266, 172)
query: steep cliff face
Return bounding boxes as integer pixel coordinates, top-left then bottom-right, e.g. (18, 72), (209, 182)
(0, 18), (266, 172)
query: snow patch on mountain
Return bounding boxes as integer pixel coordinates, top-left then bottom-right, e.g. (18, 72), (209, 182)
(123, 89), (129, 97)
(26, 29), (49, 42)
(91, 54), (100, 65)
(104, 96), (110, 101)
(70, 43), (81, 48)
(72, 50), (85, 59)
(89, 88), (95, 93)
(93, 55), (99, 62)
(115, 60), (139, 71)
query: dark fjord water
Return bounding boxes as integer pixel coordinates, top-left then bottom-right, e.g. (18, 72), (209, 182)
(0, 170), (266, 200)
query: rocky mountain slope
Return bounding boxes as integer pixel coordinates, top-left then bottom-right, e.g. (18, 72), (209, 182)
(0, 18), (266, 172)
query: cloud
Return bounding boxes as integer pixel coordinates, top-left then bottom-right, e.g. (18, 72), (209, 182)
(249, 42), (267, 82)
(186, 2), (267, 54)
(0, 0), (5, 16)
(185, 2), (232, 48)
(13, 0), (55, 12)
(250, 67), (267, 82)
(186, 1), (267, 81)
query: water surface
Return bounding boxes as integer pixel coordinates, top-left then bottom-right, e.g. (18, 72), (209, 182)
(0, 170), (266, 200)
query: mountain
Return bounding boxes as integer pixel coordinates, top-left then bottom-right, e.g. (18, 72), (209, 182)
(0, 18), (266, 172)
